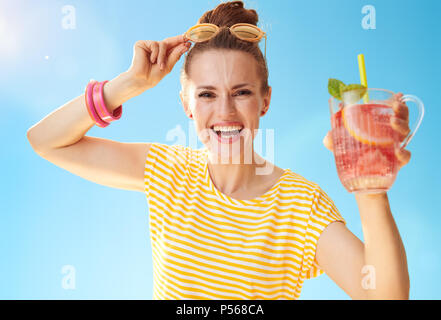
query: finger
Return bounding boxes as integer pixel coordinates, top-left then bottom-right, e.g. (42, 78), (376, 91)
(165, 43), (190, 72)
(150, 42), (159, 64)
(132, 40), (153, 69)
(134, 40), (153, 53)
(394, 92), (404, 100)
(392, 97), (409, 121)
(163, 34), (189, 47)
(395, 147), (411, 169)
(323, 131), (334, 152)
(157, 41), (167, 70)
(385, 92), (402, 107)
(390, 116), (410, 139)
(166, 41), (190, 56)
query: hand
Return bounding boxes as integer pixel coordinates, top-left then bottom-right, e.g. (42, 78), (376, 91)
(126, 34), (191, 91)
(323, 93), (411, 169)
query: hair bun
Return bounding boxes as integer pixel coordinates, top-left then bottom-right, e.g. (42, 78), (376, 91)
(198, 1), (258, 27)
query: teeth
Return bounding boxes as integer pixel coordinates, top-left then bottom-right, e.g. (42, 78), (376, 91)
(212, 125), (243, 132)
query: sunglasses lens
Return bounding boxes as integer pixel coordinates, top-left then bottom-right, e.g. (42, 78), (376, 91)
(187, 25), (217, 41)
(230, 25), (260, 40)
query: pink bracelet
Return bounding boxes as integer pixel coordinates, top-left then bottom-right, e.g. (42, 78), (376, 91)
(85, 80), (109, 128)
(92, 80), (123, 123)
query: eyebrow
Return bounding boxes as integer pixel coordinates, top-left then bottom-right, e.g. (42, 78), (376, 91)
(196, 83), (255, 90)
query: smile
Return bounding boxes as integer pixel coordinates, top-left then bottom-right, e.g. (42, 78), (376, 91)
(210, 125), (244, 144)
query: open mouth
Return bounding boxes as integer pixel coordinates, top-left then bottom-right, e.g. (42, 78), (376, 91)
(210, 125), (244, 137)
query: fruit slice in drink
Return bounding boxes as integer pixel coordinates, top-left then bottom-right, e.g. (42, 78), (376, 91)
(342, 103), (397, 147)
(331, 103), (400, 193)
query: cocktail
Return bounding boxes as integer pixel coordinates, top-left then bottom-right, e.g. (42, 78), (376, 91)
(328, 54), (424, 193)
(329, 88), (424, 193)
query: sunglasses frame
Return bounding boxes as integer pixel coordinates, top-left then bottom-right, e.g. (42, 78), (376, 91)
(184, 23), (267, 60)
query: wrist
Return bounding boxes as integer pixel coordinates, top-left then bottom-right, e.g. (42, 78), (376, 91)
(355, 191), (388, 203)
(102, 72), (147, 112)
(124, 70), (152, 93)
(355, 191), (391, 217)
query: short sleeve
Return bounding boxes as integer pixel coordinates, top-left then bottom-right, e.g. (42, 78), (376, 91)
(301, 185), (346, 280)
(143, 142), (190, 199)
(144, 143), (159, 199)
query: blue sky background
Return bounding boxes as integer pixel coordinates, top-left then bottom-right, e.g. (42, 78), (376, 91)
(1, 0), (440, 299)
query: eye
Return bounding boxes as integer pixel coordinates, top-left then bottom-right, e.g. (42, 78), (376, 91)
(235, 89), (252, 96)
(198, 90), (252, 98)
(198, 91), (214, 98)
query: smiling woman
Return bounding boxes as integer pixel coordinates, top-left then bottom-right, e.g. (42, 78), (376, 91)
(142, 1), (350, 299)
(26, 0), (409, 300)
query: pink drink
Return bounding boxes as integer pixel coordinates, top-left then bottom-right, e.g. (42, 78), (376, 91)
(331, 103), (400, 193)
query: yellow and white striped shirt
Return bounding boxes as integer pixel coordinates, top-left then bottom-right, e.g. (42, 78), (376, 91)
(144, 142), (346, 299)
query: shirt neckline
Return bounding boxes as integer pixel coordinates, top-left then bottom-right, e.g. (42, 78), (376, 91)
(201, 148), (288, 205)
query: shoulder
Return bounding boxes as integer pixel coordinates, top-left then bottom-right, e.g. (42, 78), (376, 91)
(281, 170), (340, 214)
(144, 143), (206, 196)
(282, 169), (322, 194)
(145, 142), (207, 168)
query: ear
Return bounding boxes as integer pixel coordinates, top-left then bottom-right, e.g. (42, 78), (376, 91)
(180, 90), (193, 119)
(260, 86), (272, 117)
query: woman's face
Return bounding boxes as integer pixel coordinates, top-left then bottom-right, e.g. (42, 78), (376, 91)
(180, 49), (272, 163)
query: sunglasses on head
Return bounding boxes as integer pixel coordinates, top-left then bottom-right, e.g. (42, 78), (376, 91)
(184, 23), (267, 60)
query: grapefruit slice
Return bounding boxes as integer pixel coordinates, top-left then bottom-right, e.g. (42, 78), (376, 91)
(342, 103), (397, 146)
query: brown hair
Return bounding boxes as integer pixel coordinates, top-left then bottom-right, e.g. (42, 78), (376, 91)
(180, 0), (269, 98)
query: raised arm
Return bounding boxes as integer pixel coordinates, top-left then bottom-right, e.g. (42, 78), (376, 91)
(27, 35), (191, 192)
(27, 71), (143, 152)
(314, 194), (410, 300)
(317, 94), (412, 299)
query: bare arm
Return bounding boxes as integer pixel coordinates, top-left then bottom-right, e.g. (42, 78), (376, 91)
(315, 194), (409, 300)
(27, 71), (144, 152)
(27, 34), (190, 152)
(355, 192), (409, 299)
(26, 35), (190, 192)
(318, 94), (412, 299)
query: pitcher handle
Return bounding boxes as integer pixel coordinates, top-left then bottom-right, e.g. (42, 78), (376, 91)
(399, 94), (425, 149)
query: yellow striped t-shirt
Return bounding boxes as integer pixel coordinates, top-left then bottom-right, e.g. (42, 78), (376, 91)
(144, 142), (346, 300)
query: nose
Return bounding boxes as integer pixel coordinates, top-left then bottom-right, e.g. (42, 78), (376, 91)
(217, 94), (236, 116)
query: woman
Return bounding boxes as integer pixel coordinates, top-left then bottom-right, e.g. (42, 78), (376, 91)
(27, 1), (411, 299)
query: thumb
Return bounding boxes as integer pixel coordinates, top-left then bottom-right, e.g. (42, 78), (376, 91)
(323, 131), (334, 152)
(166, 43), (189, 71)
